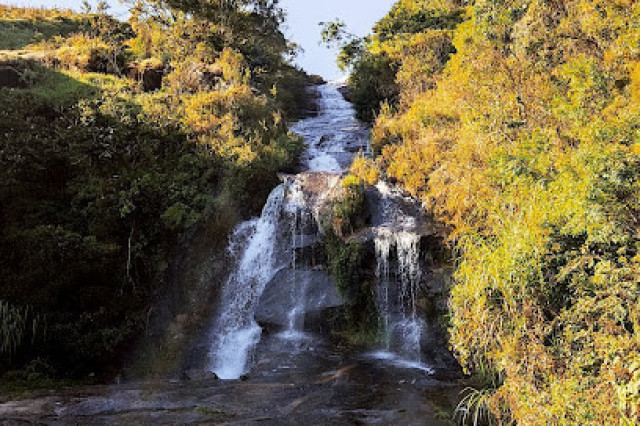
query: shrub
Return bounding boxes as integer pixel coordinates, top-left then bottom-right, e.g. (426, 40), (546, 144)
(332, 175), (367, 237)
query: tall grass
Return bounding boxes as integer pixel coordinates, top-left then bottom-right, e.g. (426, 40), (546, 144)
(0, 300), (39, 357)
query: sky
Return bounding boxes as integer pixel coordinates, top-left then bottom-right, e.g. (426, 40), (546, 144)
(7, 0), (396, 80)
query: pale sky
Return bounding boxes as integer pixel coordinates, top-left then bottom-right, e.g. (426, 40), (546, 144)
(6, 0), (396, 79)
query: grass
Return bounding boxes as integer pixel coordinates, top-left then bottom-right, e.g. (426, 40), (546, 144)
(454, 387), (495, 426)
(0, 59), (138, 108)
(0, 17), (85, 50)
(26, 66), (98, 107)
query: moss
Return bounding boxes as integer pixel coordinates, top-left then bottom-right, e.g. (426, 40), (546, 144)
(323, 232), (379, 343)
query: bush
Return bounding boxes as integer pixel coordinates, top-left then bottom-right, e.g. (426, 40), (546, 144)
(332, 175), (367, 237)
(354, 0), (640, 423)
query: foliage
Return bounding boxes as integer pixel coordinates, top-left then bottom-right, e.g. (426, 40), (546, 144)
(0, 5), (87, 50)
(332, 175), (367, 237)
(324, 232), (378, 339)
(349, 153), (380, 186)
(0, 2), (313, 382)
(333, 0), (464, 121)
(355, 0), (640, 423)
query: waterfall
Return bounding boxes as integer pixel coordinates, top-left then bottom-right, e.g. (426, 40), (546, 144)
(209, 185), (287, 379)
(373, 229), (431, 371)
(280, 180), (312, 340)
(374, 230), (392, 348)
(207, 84), (434, 380)
(371, 180), (433, 373)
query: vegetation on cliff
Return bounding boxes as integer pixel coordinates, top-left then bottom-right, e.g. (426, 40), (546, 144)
(341, 0), (640, 423)
(0, 2), (314, 382)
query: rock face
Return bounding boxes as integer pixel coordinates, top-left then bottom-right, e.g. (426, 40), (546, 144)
(332, 180), (457, 370)
(0, 66), (27, 88)
(274, 173), (454, 370)
(337, 85), (352, 102)
(256, 269), (342, 329)
(128, 60), (165, 92)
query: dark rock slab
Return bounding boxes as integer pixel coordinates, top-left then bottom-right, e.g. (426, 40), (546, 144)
(337, 85), (352, 102)
(255, 268), (343, 328)
(0, 66), (26, 88)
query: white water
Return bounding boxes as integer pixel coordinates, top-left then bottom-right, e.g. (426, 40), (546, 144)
(291, 84), (370, 172)
(209, 186), (286, 379)
(208, 83), (368, 379)
(209, 83), (432, 379)
(371, 181), (433, 373)
(279, 181), (312, 341)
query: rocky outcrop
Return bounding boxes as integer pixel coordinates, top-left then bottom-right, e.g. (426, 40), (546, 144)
(337, 85), (352, 102)
(256, 269), (342, 329)
(0, 57), (39, 88)
(0, 66), (26, 88)
(128, 59), (166, 92)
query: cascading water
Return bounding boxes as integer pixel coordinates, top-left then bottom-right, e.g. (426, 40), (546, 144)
(370, 183), (434, 373)
(208, 83), (433, 380)
(208, 83), (368, 379)
(280, 181), (312, 340)
(208, 185), (287, 379)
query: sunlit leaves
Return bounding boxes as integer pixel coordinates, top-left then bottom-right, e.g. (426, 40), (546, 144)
(355, 0), (640, 423)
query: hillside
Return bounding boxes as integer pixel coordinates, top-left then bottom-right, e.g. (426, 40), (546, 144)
(340, 0), (640, 423)
(0, 1), (319, 384)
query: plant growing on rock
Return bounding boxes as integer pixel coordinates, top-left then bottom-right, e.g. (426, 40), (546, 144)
(332, 175), (366, 237)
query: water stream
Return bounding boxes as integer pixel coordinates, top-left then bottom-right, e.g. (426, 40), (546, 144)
(208, 83), (432, 380)
(208, 185), (287, 379)
(0, 83), (463, 425)
(208, 83), (368, 379)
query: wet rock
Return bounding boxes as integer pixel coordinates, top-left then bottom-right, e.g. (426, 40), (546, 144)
(182, 369), (219, 381)
(344, 144), (366, 153)
(255, 269), (343, 329)
(337, 85), (352, 102)
(318, 134), (332, 147)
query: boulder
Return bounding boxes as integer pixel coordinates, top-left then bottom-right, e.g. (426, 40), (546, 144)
(141, 67), (164, 92)
(0, 66), (26, 88)
(128, 59), (165, 92)
(255, 269), (343, 329)
(337, 85), (352, 102)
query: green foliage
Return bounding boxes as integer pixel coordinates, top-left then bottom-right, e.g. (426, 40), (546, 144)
(349, 54), (399, 122)
(0, 6), (88, 50)
(337, 0), (464, 121)
(324, 232), (378, 340)
(332, 175), (366, 237)
(324, 232), (363, 300)
(0, 1), (313, 382)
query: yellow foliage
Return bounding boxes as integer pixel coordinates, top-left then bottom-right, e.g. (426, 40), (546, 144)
(215, 48), (248, 84)
(631, 62), (640, 104)
(349, 154), (380, 185)
(355, 0), (640, 423)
